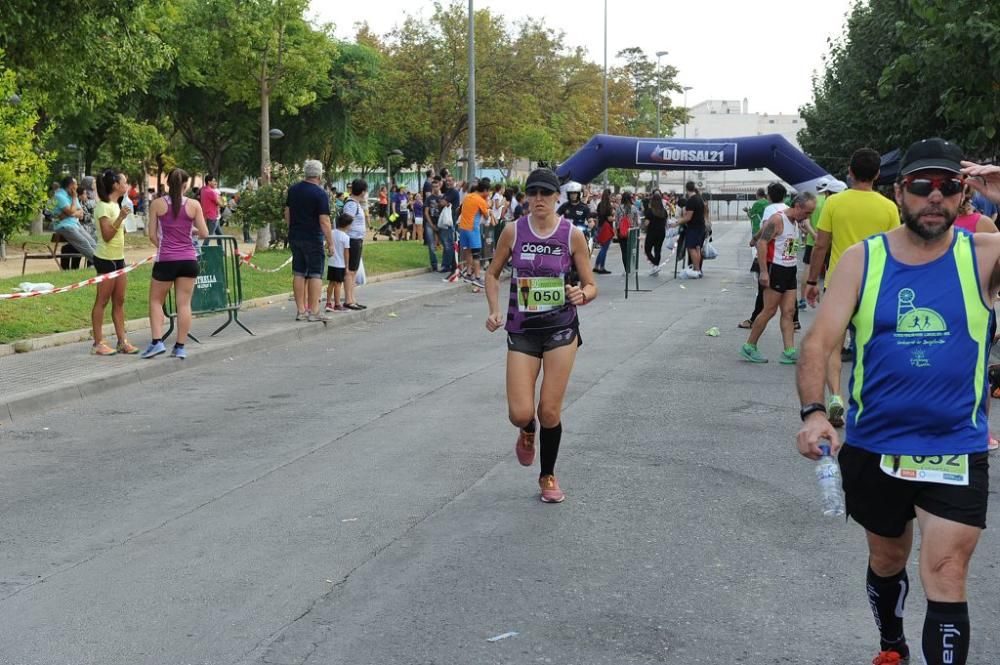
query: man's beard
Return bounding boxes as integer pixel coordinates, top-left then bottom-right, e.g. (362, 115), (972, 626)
(901, 201), (956, 240)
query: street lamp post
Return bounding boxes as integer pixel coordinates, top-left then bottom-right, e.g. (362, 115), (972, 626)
(681, 86), (693, 188)
(655, 50), (668, 190)
(467, 0), (477, 183)
(602, 0), (608, 189)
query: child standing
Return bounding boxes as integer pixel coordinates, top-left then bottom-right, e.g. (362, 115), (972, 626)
(325, 213), (353, 312)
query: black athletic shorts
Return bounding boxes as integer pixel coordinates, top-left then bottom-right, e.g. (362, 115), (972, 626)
(803, 245), (813, 265)
(326, 266), (345, 283)
(506, 325), (582, 359)
(766, 264), (798, 293)
(93, 257), (125, 275)
(348, 238), (363, 272)
(839, 443), (989, 537)
(152, 259), (199, 282)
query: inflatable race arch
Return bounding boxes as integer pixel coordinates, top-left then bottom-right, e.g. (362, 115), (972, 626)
(556, 134), (831, 193)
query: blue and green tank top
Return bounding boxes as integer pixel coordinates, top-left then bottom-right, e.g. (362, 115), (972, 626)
(847, 230), (993, 455)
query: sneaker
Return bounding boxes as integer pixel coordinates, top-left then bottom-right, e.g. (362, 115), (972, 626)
(515, 426), (536, 466)
(324, 302), (336, 313)
(308, 312), (332, 322)
(473, 277), (485, 288)
(872, 646), (909, 664)
(116, 340), (140, 354)
(539, 474), (565, 503)
(344, 303), (366, 311)
(827, 395), (846, 428)
(334, 304), (347, 312)
(740, 343), (768, 363)
(779, 348), (799, 365)
(648, 265), (661, 276)
(91, 341), (117, 356)
(798, 298), (807, 310)
(295, 311), (308, 321)
(170, 345), (187, 360)
(140, 340), (166, 359)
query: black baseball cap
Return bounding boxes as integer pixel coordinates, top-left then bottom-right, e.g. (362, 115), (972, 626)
(900, 138), (965, 176)
(525, 168), (561, 193)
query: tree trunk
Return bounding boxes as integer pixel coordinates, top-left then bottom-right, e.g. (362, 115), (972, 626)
(30, 210), (44, 235)
(256, 66), (272, 252)
(156, 153), (165, 195)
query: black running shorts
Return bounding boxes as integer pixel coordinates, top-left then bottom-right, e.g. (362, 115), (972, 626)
(152, 259), (199, 282)
(803, 245), (813, 265)
(838, 443), (989, 538)
(766, 264), (798, 293)
(507, 325), (582, 359)
(93, 257), (125, 275)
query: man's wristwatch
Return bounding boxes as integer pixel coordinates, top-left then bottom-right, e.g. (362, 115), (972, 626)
(800, 402), (827, 421)
(806, 280), (818, 286)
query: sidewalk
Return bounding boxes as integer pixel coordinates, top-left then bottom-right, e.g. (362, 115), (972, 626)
(0, 270), (468, 424)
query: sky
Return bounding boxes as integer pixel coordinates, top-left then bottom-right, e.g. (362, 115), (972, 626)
(312, 0), (856, 115)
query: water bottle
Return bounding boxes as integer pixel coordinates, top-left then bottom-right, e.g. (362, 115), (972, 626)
(815, 443), (846, 517)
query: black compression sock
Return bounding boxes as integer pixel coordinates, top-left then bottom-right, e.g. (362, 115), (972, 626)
(922, 600), (969, 665)
(866, 566), (909, 652)
(173, 343), (185, 349)
(522, 421), (536, 434)
(539, 422), (562, 477)
(151, 338), (162, 344)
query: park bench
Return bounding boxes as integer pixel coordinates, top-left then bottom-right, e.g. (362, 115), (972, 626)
(21, 233), (85, 275)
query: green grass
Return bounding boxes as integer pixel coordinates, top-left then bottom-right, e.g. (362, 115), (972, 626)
(0, 241), (430, 344)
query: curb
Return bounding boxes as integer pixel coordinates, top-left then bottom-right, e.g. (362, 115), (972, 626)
(0, 267), (433, 357)
(1, 278), (467, 425)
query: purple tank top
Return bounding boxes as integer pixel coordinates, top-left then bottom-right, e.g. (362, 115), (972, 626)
(505, 216), (577, 334)
(156, 196), (197, 262)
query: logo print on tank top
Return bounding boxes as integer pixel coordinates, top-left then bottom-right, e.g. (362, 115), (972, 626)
(895, 288), (949, 366)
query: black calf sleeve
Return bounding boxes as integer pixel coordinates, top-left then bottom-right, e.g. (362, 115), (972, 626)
(539, 423), (562, 477)
(866, 566), (909, 651)
(922, 600), (969, 665)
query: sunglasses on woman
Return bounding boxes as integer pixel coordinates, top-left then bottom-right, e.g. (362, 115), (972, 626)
(902, 175), (965, 197)
(525, 187), (556, 197)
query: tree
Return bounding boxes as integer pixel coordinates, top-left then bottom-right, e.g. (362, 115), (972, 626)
(799, 0), (1000, 176)
(612, 47), (686, 139)
(0, 54), (50, 248)
(0, 1), (170, 122)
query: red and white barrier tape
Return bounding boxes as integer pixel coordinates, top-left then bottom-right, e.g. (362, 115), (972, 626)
(0, 255), (156, 301)
(236, 250), (293, 273)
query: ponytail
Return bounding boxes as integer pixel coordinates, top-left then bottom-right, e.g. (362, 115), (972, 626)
(96, 169), (120, 203)
(167, 168), (189, 217)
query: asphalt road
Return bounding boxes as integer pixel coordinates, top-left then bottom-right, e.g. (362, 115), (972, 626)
(2, 223), (997, 665)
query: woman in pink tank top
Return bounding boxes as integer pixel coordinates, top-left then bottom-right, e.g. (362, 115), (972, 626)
(141, 168), (208, 359)
(953, 187), (997, 235)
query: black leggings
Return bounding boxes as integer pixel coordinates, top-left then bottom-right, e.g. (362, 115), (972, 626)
(645, 223), (665, 265)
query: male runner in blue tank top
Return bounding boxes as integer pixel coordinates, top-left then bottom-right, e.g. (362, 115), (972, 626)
(797, 138), (999, 665)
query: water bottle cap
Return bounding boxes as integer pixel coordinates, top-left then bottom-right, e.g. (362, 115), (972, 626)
(819, 443), (831, 456)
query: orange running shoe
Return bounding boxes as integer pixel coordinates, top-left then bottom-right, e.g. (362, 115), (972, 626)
(872, 649), (906, 664)
(515, 426), (536, 466)
(116, 340), (140, 354)
(91, 341), (117, 356)
(539, 474), (565, 503)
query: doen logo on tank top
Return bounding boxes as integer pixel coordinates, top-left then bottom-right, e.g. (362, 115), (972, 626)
(895, 288), (949, 367)
(519, 242), (564, 259)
